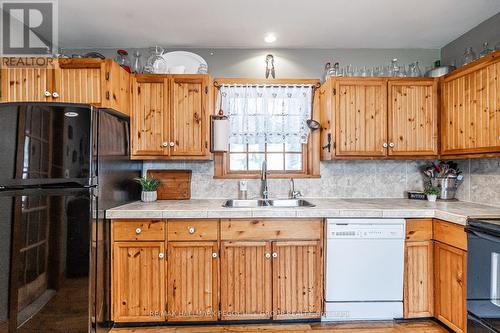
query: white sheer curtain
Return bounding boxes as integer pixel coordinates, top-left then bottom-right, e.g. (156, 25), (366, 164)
(217, 84), (312, 146)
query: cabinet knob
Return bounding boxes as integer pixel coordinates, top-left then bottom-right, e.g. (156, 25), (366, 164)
(52, 92), (59, 98)
(135, 228), (142, 235)
(44, 91), (51, 97)
(272, 252), (278, 258)
(212, 252), (218, 258)
(169, 141), (175, 147)
(158, 252), (164, 259)
(188, 227), (196, 234)
(382, 142), (388, 148)
(389, 142), (395, 148)
(161, 142), (169, 147)
(265, 253), (271, 259)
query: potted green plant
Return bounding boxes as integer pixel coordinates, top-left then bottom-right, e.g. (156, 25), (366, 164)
(135, 176), (160, 202)
(424, 186), (440, 202)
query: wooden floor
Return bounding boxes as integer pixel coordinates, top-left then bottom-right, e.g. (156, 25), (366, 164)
(111, 319), (450, 333)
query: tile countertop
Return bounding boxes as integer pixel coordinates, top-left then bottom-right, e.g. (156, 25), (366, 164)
(106, 198), (500, 226)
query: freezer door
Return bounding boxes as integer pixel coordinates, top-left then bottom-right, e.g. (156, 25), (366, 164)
(0, 187), (92, 333)
(0, 104), (94, 187)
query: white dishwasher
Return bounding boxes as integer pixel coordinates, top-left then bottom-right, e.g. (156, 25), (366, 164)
(323, 218), (405, 321)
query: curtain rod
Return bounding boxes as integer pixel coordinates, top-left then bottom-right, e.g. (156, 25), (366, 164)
(213, 81), (321, 89)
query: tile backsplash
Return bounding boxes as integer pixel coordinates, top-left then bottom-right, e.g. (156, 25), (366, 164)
(143, 158), (500, 207)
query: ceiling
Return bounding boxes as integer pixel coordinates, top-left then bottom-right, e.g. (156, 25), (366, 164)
(59, 0), (500, 49)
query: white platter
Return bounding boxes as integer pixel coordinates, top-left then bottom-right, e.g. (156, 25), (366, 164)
(161, 51), (208, 74)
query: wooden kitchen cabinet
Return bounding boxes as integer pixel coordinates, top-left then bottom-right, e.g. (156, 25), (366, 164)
(220, 241), (273, 320)
(404, 240), (434, 318)
(111, 241), (165, 322)
(334, 78), (388, 157)
(130, 75), (169, 156)
(0, 58), (130, 115)
(404, 219), (434, 319)
(320, 77), (439, 159)
(272, 240), (322, 319)
(388, 79), (439, 156)
(130, 74), (212, 160)
(167, 241), (219, 321)
(220, 219), (323, 321)
(434, 241), (467, 333)
(441, 51), (500, 156)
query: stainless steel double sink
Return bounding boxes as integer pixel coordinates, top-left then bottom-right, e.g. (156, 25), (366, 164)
(222, 198), (315, 208)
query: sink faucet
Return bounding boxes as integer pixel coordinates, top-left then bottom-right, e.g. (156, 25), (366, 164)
(260, 160), (269, 199)
(289, 178), (302, 199)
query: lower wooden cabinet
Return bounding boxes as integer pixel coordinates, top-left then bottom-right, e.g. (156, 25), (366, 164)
(434, 241), (467, 333)
(404, 240), (434, 318)
(112, 242), (165, 322)
(220, 241), (273, 320)
(220, 240), (323, 321)
(272, 241), (322, 319)
(167, 241), (219, 321)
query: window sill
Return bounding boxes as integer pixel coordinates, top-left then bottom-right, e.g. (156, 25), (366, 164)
(213, 173), (321, 179)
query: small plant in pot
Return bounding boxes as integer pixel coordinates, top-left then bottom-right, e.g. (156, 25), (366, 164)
(135, 176), (160, 202)
(424, 186), (440, 202)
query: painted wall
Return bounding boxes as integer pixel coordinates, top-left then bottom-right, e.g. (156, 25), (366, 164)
(63, 48), (440, 79)
(441, 12), (500, 66)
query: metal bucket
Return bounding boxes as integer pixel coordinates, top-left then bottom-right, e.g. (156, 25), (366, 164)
(430, 176), (460, 200)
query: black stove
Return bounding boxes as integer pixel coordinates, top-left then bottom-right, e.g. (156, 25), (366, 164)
(466, 219), (500, 333)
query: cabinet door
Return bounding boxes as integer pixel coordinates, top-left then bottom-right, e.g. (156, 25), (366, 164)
(167, 241), (218, 321)
(441, 61), (500, 154)
(434, 242), (467, 333)
(0, 65), (54, 102)
(334, 78), (388, 156)
(130, 75), (169, 157)
(169, 75), (208, 157)
(388, 79), (438, 156)
(404, 240), (433, 318)
(53, 59), (103, 104)
(272, 240), (322, 320)
(220, 241), (272, 320)
(112, 242), (165, 322)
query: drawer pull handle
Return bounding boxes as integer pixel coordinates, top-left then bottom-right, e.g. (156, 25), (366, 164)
(170, 141), (175, 147)
(188, 227), (196, 234)
(52, 92), (59, 98)
(135, 228), (142, 235)
(158, 253), (164, 259)
(212, 252), (218, 258)
(265, 253), (271, 259)
(44, 91), (51, 97)
(161, 142), (169, 147)
(383, 142), (388, 148)
(272, 252), (278, 258)
(389, 142), (395, 148)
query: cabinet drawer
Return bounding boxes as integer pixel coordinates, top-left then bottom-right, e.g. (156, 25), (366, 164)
(167, 219), (218, 241)
(405, 219), (433, 241)
(220, 219), (323, 240)
(112, 219), (165, 241)
(433, 219), (467, 251)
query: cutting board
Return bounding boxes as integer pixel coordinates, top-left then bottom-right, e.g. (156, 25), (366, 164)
(147, 170), (192, 200)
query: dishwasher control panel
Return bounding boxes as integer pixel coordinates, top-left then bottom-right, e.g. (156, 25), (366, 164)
(327, 219), (405, 239)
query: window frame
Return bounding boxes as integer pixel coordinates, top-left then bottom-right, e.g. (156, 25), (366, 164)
(213, 78), (321, 179)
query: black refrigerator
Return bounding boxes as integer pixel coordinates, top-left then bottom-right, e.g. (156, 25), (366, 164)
(0, 104), (141, 333)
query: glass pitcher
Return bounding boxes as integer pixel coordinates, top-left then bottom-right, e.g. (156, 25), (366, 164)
(144, 46), (168, 74)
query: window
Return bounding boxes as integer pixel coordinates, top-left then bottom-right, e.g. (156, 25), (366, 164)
(213, 79), (320, 178)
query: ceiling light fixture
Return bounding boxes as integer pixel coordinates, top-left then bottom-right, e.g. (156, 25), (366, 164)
(264, 33), (277, 43)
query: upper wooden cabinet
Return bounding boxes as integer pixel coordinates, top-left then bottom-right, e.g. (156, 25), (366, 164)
(441, 51), (500, 156)
(334, 78), (388, 157)
(130, 74), (212, 160)
(0, 58), (130, 115)
(388, 79), (439, 156)
(320, 77), (439, 159)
